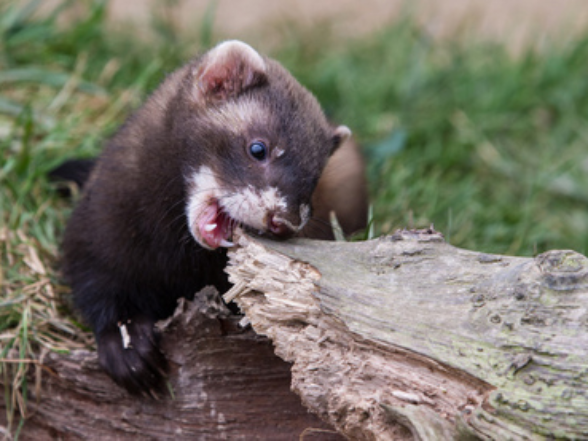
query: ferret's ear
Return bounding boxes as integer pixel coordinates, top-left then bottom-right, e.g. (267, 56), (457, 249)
(194, 40), (267, 102)
(331, 125), (352, 153)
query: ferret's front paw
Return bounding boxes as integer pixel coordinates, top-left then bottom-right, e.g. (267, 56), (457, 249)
(97, 316), (168, 397)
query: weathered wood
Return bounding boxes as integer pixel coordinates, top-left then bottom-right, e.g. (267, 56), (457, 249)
(1, 287), (342, 440)
(224, 230), (588, 440)
(5, 229), (588, 440)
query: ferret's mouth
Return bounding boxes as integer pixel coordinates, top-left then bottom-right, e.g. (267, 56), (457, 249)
(196, 200), (236, 250)
(193, 198), (300, 250)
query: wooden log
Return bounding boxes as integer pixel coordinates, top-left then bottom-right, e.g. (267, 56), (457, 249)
(0, 287), (342, 440)
(5, 228), (588, 439)
(224, 229), (588, 440)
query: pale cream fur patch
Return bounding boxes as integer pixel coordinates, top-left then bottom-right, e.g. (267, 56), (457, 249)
(186, 166), (222, 245)
(186, 165), (301, 245)
(205, 98), (271, 137)
(222, 185), (288, 231)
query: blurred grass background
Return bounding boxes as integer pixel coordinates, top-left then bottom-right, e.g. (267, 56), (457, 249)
(1, 0), (588, 434)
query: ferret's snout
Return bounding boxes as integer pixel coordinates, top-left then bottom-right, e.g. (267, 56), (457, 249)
(268, 213), (293, 237)
(267, 202), (312, 237)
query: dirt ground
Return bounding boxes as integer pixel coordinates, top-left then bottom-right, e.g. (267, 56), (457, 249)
(106, 0), (588, 51)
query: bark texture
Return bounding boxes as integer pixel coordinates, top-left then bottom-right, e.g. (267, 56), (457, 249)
(224, 230), (588, 440)
(4, 230), (588, 440)
(1, 287), (341, 440)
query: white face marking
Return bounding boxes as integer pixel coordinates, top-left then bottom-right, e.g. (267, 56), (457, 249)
(206, 98), (270, 137)
(222, 186), (288, 231)
(186, 166), (305, 248)
(186, 165), (223, 247)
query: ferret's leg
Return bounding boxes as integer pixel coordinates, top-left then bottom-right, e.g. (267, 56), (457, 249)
(71, 270), (168, 395)
(96, 316), (167, 395)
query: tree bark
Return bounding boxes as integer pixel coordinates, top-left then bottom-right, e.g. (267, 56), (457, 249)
(1, 287), (342, 440)
(224, 229), (588, 440)
(4, 229), (587, 440)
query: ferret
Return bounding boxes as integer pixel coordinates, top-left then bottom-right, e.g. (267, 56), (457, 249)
(57, 40), (367, 395)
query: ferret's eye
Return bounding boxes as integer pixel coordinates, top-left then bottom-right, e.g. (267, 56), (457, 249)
(249, 141), (268, 161)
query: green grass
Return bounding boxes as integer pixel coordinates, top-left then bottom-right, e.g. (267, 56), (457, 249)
(276, 24), (588, 256)
(2, 0), (588, 434)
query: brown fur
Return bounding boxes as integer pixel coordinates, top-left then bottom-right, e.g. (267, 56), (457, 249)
(58, 41), (367, 394)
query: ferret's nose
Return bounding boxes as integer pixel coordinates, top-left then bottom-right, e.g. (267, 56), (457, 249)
(268, 214), (293, 237)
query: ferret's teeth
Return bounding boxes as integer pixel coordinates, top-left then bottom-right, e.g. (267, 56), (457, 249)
(204, 223), (217, 232)
(220, 239), (234, 248)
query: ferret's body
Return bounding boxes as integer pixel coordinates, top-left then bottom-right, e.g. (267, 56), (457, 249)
(61, 41), (367, 394)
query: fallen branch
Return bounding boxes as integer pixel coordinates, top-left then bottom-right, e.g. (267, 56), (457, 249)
(0, 287), (341, 440)
(224, 230), (588, 440)
(5, 229), (587, 439)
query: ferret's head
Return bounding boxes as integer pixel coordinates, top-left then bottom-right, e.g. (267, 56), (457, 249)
(179, 40), (351, 250)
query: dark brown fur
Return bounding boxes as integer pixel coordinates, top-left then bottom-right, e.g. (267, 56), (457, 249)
(59, 41), (367, 394)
